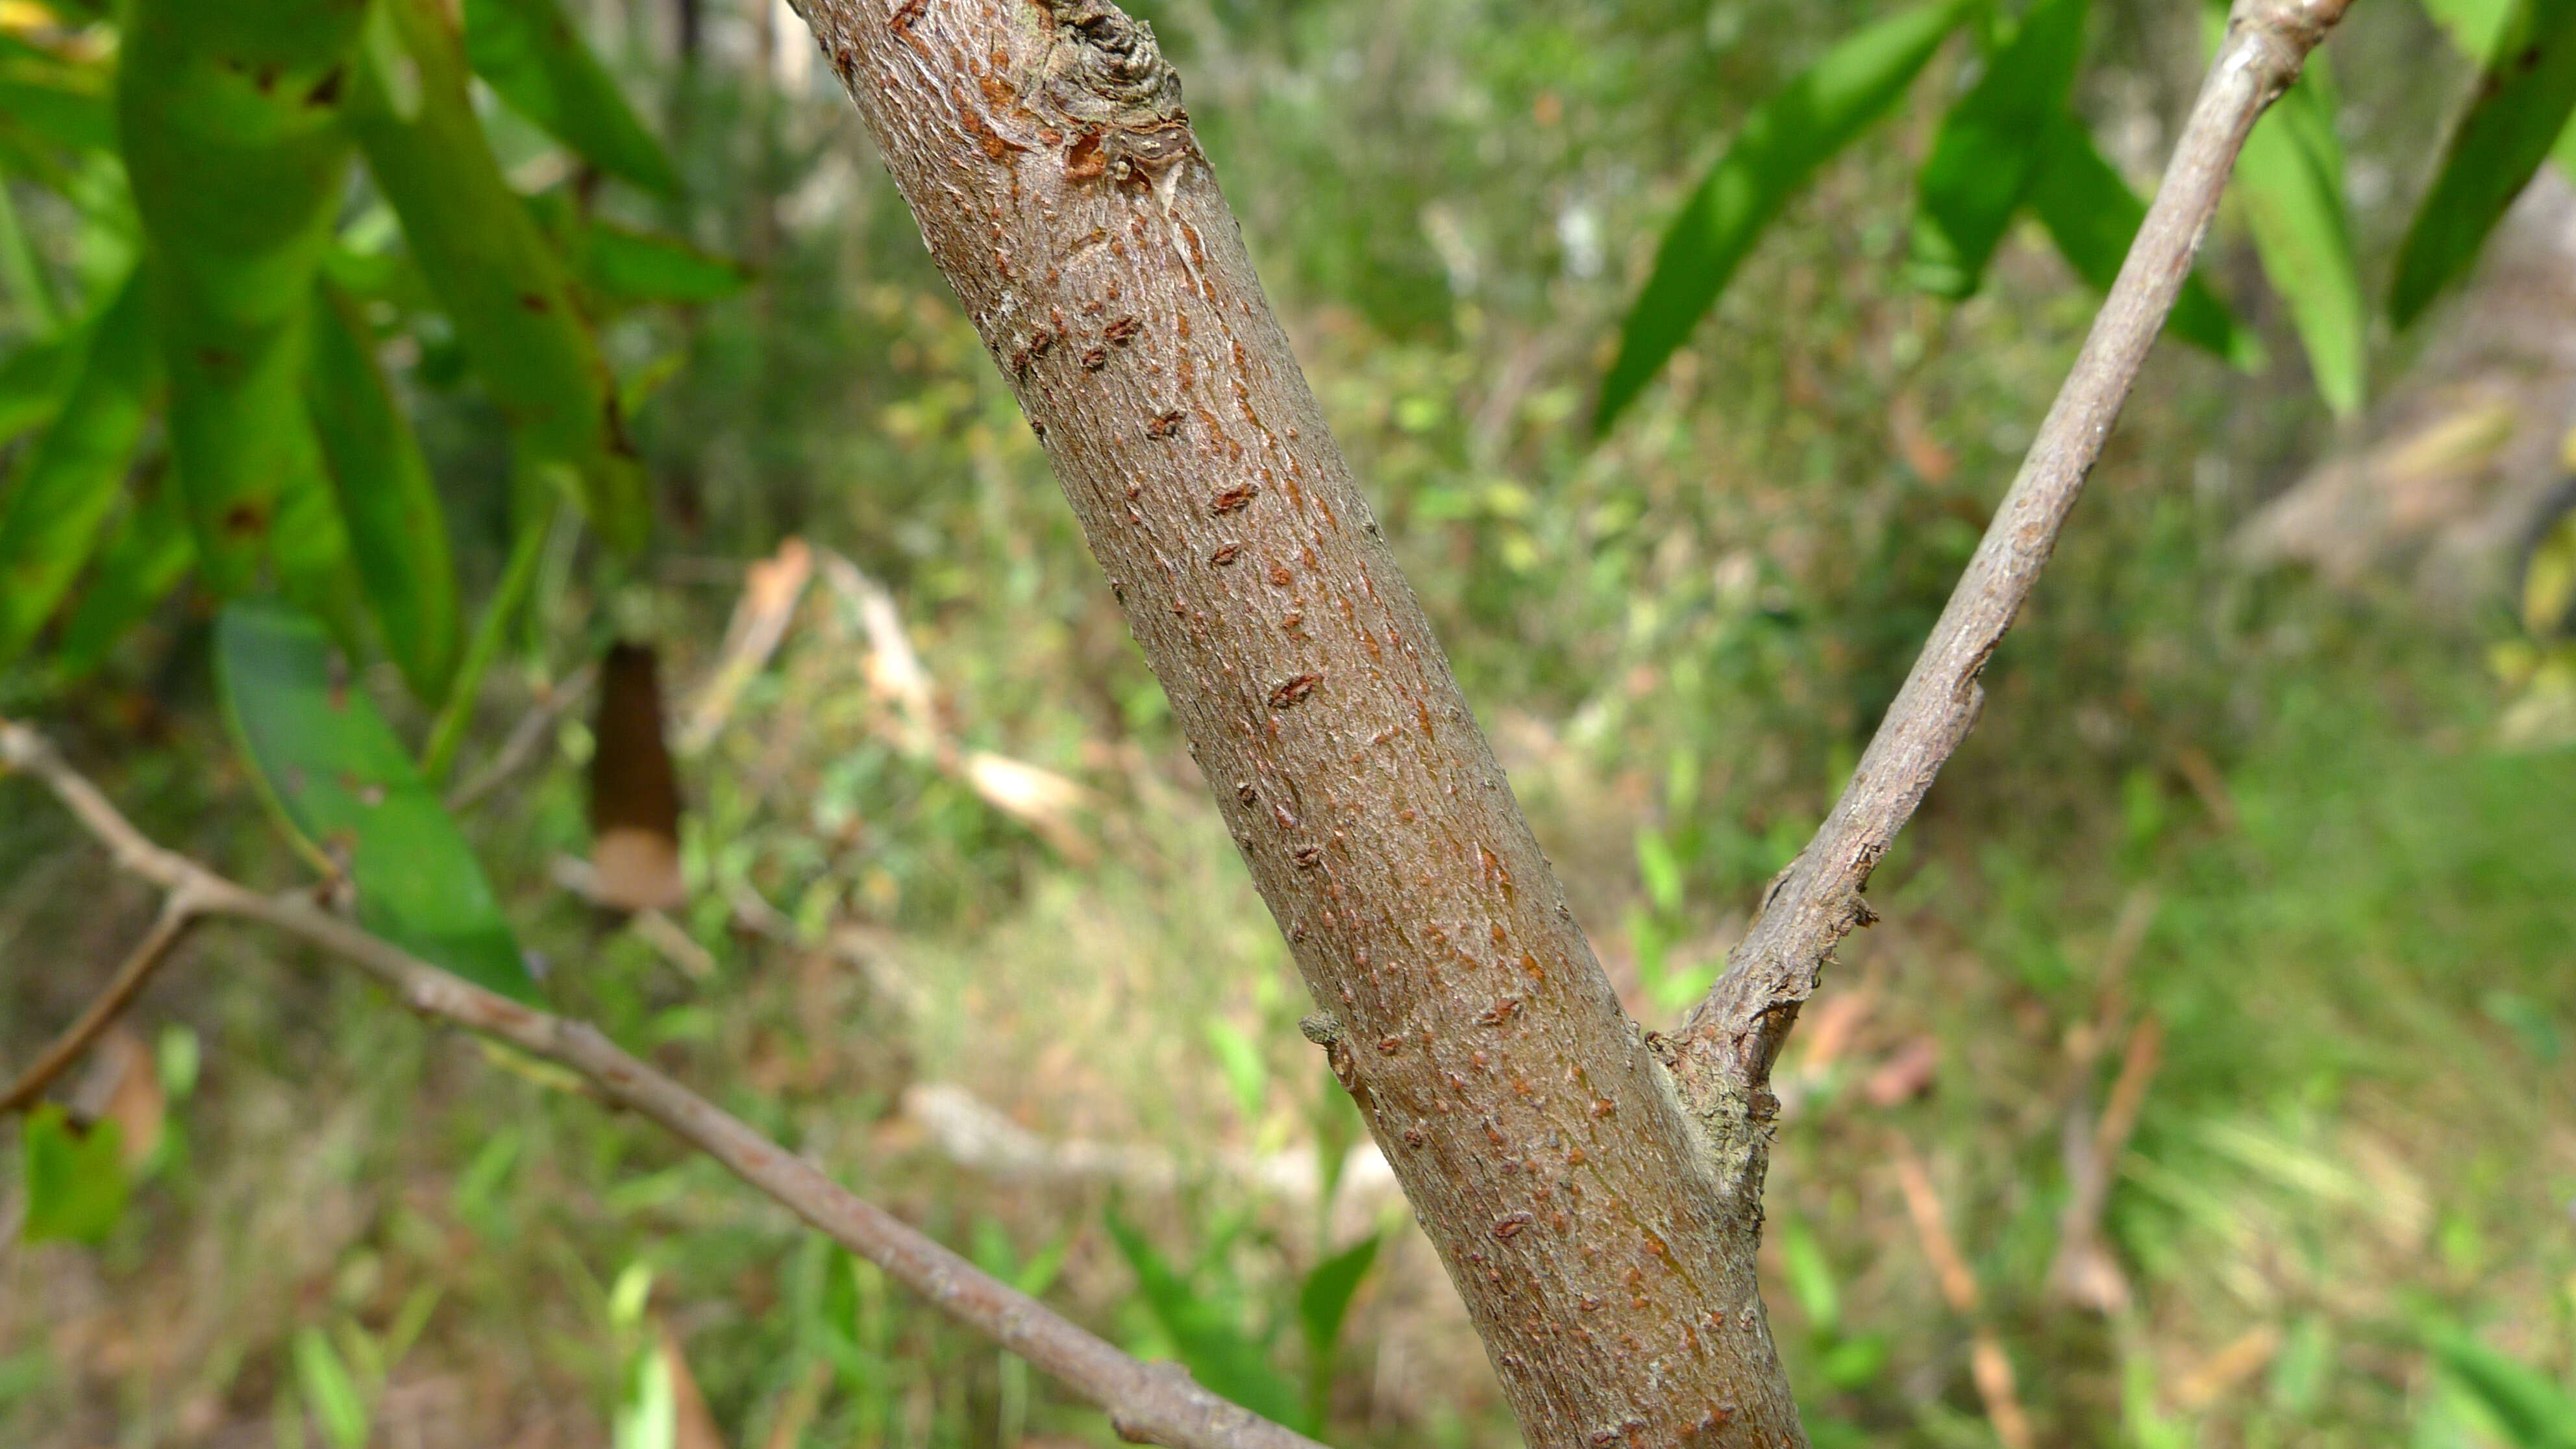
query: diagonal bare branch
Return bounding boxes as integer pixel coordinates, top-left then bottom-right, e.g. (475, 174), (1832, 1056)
(0, 887), (206, 1115)
(1674, 0), (2354, 1154)
(0, 719), (1328, 1449)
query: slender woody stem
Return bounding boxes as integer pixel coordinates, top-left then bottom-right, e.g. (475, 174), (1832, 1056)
(0, 889), (203, 1113)
(0, 719), (1326, 1449)
(1679, 0), (2353, 1126)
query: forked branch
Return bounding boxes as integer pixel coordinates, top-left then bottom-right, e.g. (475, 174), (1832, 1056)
(1676, 0), (2353, 1136)
(0, 720), (1326, 1449)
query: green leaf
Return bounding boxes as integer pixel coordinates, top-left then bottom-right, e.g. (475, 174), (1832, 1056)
(0, 77), (114, 156)
(463, 0), (682, 197)
(0, 268), (153, 667)
(0, 36), (118, 156)
(1595, 0), (1982, 434)
(0, 326), (83, 448)
(292, 1326), (372, 1449)
(2233, 56), (2367, 415)
(345, 0), (650, 552)
(2421, 0), (2521, 58)
(20, 1104), (126, 1245)
(1908, 0), (2091, 299)
(58, 463), (193, 679)
(2027, 112), (2259, 366)
(118, 0), (368, 594)
(1296, 1233), (1379, 1425)
(2425, 1323), (2576, 1449)
(265, 407), (369, 656)
(1635, 826), (1685, 915)
(1778, 1214), (1841, 1336)
(1204, 1019), (1270, 1124)
(216, 599), (542, 1003)
(521, 192), (749, 306)
(306, 280), (461, 703)
(2390, 0), (2576, 327)
(1104, 1205), (1308, 1432)
(578, 221), (749, 304)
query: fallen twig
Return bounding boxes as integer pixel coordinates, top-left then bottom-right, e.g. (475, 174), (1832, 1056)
(1890, 1139), (2035, 1449)
(815, 550), (1098, 861)
(678, 538), (815, 757)
(2049, 1013), (2166, 1312)
(0, 719), (1326, 1449)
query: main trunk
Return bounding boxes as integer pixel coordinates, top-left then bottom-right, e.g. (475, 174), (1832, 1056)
(788, 1), (1801, 1443)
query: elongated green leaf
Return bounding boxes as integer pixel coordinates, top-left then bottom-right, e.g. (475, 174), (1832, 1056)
(1909, 0), (2090, 299)
(306, 281), (460, 703)
(293, 1327), (373, 1449)
(346, 0), (649, 552)
(0, 326), (82, 446)
(0, 79), (113, 156)
(118, 0), (368, 593)
(2027, 113), (2259, 365)
(521, 192), (749, 306)
(2421, 0), (2521, 58)
(266, 408), (369, 653)
(58, 462), (193, 679)
(2391, 0), (2576, 327)
(579, 222), (749, 305)
(1595, 0), (1983, 434)
(1296, 1233), (1378, 1425)
(21, 1104), (126, 1246)
(0, 35), (117, 155)
(217, 599), (541, 1003)
(464, 0), (680, 197)
(2234, 57), (2366, 416)
(2426, 1324), (2576, 1449)
(0, 268), (152, 666)
(1104, 1206), (1308, 1431)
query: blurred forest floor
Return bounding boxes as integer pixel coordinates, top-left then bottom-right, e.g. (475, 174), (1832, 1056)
(5, 1), (2575, 1446)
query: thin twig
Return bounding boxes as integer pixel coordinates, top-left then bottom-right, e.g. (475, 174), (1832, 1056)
(1680, 0), (2353, 1112)
(0, 719), (1326, 1449)
(0, 889), (203, 1114)
(445, 662), (597, 814)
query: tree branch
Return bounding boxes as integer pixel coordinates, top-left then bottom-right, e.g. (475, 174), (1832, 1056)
(1675, 0), (2352, 1161)
(787, 0), (1805, 1438)
(0, 888), (204, 1114)
(0, 719), (1326, 1449)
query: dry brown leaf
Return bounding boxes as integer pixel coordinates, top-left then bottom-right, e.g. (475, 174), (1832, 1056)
(1862, 1035), (1938, 1107)
(680, 538), (815, 754)
(69, 1024), (162, 1167)
(659, 1320), (730, 1449)
(2172, 1324), (2282, 1410)
(1970, 1329), (2037, 1449)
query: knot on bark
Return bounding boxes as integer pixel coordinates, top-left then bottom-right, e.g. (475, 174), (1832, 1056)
(1036, 0), (1183, 127)
(2231, 0), (2351, 69)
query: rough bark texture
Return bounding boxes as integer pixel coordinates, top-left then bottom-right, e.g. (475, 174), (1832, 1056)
(787, 1), (1801, 1443)
(1676, 0), (2353, 1191)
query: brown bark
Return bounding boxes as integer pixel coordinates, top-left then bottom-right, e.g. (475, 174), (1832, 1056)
(773, 0), (2357, 1441)
(787, 1), (1797, 1443)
